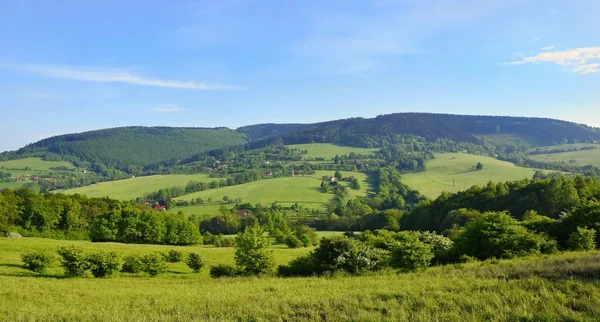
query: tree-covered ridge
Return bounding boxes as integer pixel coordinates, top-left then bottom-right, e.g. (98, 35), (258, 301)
(236, 113), (600, 149)
(2, 127), (248, 173)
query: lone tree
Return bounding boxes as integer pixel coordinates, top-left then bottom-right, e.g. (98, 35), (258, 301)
(234, 225), (275, 275)
(475, 162), (483, 171)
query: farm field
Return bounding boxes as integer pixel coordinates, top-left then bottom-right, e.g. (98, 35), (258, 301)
(174, 171), (369, 211)
(0, 157), (75, 172)
(287, 143), (378, 160)
(1, 237), (599, 321)
(0, 181), (27, 190)
(528, 145), (600, 168)
(63, 174), (214, 200)
(402, 153), (540, 198)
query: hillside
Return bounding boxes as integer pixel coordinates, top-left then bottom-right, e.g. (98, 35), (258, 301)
(62, 174), (215, 200)
(2, 127), (247, 172)
(401, 153), (541, 198)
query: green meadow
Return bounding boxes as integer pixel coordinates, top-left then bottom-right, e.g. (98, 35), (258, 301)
(528, 144), (600, 168)
(174, 171), (369, 211)
(1, 237), (599, 321)
(287, 143), (378, 160)
(0, 157), (75, 172)
(402, 153), (539, 198)
(63, 174), (214, 200)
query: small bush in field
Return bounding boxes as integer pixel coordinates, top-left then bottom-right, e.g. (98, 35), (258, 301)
(87, 251), (121, 278)
(186, 252), (205, 273)
(140, 253), (168, 276)
(164, 249), (183, 263)
(567, 227), (597, 251)
(284, 235), (303, 248)
(277, 255), (315, 277)
(57, 246), (89, 277)
(22, 251), (54, 273)
(389, 232), (434, 272)
(121, 255), (143, 273)
(210, 264), (240, 278)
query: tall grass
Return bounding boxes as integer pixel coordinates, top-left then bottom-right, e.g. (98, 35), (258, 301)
(1, 238), (600, 321)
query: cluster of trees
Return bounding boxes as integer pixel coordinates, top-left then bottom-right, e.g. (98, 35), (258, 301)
(0, 188), (200, 245)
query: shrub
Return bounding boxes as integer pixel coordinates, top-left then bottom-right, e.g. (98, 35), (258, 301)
(453, 212), (545, 260)
(277, 255), (315, 277)
(292, 225), (319, 246)
(140, 253), (168, 276)
(186, 252), (205, 273)
(57, 246), (89, 277)
(87, 251), (121, 278)
(389, 232), (434, 272)
(121, 255), (143, 273)
(21, 251), (54, 273)
(164, 249), (183, 263)
(567, 227), (597, 251)
(214, 235), (236, 247)
(235, 226), (275, 276)
(312, 236), (382, 275)
(210, 264), (240, 278)
(284, 235), (303, 248)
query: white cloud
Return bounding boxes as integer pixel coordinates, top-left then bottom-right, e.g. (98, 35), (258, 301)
(151, 105), (184, 113)
(509, 47), (600, 74)
(1, 64), (243, 90)
(541, 46), (555, 51)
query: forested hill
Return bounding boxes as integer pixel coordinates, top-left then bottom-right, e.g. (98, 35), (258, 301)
(236, 113), (600, 148)
(1, 127), (247, 172)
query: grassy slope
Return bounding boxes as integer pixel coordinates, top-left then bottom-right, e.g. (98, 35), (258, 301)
(1, 238), (599, 321)
(63, 174), (214, 200)
(528, 144), (600, 168)
(402, 153), (538, 198)
(173, 171), (368, 211)
(0, 158), (75, 171)
(287, 143), (378, 160)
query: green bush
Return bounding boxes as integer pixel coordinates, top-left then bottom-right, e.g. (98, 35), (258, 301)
(234, 226), (275, 276)
(57, 246), (89, 277)
(209, 264), (240, 278)
(277, 255), (315, 277)
(312, 236), (382, 275)
(389, 232), (434, 272)
(87, 251), (121, 278)
(453, 212), (545, 260)
(140, 253), (168, 276)
(21, 251), (54, 273)
(214, 235), (236, 247)
(284, 235), (303, 249)
(567, 227), (597, 251)
(186, 252), (205, 273)
(121, 255), (143, 273)
(164, 249), (183, 263)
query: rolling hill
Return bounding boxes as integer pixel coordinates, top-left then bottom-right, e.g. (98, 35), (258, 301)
(401, 153), (544, 198)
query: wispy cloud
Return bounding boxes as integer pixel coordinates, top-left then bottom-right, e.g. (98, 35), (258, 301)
(151, 105), (184, 112)
(1, 64), (243, 90)
(509, 47), (600, 74)
(541, 46), (555, 51)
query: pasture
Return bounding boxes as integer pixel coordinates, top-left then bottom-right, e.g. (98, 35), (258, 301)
(63, 174), (214, 200)
(1, 237), (599, 321)
(528, 144), (600, 168)
(174, 171), (369, 211)
(402, 153), (539, 198)
(0, 157), (75, 172)
(287, 143), (378, 160)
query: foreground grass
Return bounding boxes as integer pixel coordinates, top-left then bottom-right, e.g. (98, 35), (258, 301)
(1, 238), (600, 321)
(63, 174), (214, 200)
(402, 153), (540, 198)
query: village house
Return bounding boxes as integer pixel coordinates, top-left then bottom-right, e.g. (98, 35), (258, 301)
(154, 205), (166, 211)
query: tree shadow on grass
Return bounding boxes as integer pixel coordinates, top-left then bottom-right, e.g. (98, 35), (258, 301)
(449, 169), (478, 175)
(0, 263), (66, 279)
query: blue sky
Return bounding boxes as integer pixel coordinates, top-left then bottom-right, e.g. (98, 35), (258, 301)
(1, 0), (600, 152)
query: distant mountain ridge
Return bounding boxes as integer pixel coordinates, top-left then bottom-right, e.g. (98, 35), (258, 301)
(2, 113), (599, 174)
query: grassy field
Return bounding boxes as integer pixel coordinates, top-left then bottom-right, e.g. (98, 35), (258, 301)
(402, 153), (540, 198)
(1, 237), (599, 321)
(0, 157), (75, 171)
(173, 171), (369, 212)
(287, 143), (378, 160)
(0, 181), (28, 190)
(63, 174), (214, 200)
(528, 144), (600, 168)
